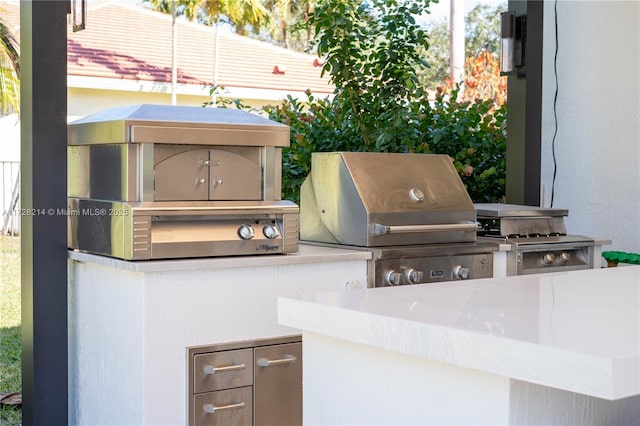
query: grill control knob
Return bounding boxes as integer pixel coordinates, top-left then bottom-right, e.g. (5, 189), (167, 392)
(386, 271), (404, 286)
(405, 269), (424, 284)
(560, 252), (571, 263)
(237, 224), (255, 240)
(262, 224), (279, 239)
(409, 188), (425, 202)
(542, 253), (556, 265)
(453, 265), (471, 280)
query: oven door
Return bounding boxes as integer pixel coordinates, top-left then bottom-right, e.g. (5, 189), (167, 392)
(154, 146), (262, 201)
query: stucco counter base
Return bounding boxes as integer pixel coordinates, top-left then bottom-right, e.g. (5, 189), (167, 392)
(67, 244), (371, 425)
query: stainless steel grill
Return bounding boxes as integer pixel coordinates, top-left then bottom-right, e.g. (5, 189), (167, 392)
(300, 152), (495, 287)
(475, 203), (596, 275)
(67, 104), (299, 260)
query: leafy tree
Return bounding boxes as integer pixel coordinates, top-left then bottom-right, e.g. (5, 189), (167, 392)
(144, 0), (173, 13)
(260, 0), (506, 203)
(207, 0), (507, 203)
(0, 9), (20, 116)
(309, 0), (433, 151)
(263, 0), (314, 50)
(417, 17), (449, 92)
(465, 3), (505, 58)
(440, 50), (507, 107)
(144, 0), (270, 36)
(420, 1), (506, 89)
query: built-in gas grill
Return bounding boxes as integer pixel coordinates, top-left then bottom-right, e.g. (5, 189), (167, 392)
(300, 152), (495, 287)
(67, 104), (299, 260)
(475, 203), (596, 275)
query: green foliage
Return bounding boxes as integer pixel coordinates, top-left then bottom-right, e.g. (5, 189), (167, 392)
(0, 11), (20, 116)
(464, 3), (506, 58)
(262, 0), (314, 50)
(309, 0), (433, 151)
(429, 86), (506, 202)
(265, 87), (505, 204)
(204, 85), (257, 110)
(1, 240), (22, 426)
(211, 0), (506, 204)
(263, 0), (506, 204)
(264, 92), (351, 202)
(144, 0), (270, 36)
(417, 19), (449, 89)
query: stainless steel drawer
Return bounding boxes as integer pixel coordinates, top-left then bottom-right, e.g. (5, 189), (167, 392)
(254, 342), (302, 426)
(188, 335), (302, 426)
(194, 348), (253, 393)
(193, 386), (253, 426)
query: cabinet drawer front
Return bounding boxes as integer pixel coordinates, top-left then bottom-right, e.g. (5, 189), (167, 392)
(254, 342), (302, 426)
(194, 348), (253, 393)
(193, 386), (252, 426)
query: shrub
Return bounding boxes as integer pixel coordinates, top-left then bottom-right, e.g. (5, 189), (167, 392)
(213, 0), (507, 204)
(265, 86), (506, 204)
(428, 86), (506, 203)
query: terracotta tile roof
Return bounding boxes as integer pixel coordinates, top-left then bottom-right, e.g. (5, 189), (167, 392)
(1, 0), (334, 96)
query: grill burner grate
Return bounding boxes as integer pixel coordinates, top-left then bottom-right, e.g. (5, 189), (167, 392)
(478, 230), (566, 239)
(474, 203), (597, 276)
(476, 213), (568, 241)
(507, 232), (565, 239)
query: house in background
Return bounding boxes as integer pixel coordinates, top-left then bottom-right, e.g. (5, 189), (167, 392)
(1, 0), (334, 120)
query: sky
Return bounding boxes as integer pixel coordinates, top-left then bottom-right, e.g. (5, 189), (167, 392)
(419, 0), (507, 24)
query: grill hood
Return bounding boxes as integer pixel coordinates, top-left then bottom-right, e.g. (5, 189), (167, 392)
(300, 152), (477, 246)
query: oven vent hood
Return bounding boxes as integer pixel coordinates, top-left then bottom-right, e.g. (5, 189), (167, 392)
(300, 152), (477, 247)
(68, 104), (289, 147)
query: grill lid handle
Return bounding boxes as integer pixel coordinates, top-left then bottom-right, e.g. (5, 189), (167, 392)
(370, 222), (479, 236)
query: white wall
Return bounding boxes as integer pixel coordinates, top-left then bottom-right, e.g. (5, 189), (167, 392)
(0, 114), (21, 234)
(541, 0), (640, 254)
(0, 114), (20, 161)
(67, 87), (269, 119)
(67, 83), (319, 120)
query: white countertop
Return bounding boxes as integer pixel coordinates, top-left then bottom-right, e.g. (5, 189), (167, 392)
(68, 243), (372, 272)
(278, 266), (640, 400)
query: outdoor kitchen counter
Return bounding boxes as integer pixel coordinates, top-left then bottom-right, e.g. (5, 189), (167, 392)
(67, 244), (371, 425)
(68, 242), (372, 272)
(278, 265), (640, 425)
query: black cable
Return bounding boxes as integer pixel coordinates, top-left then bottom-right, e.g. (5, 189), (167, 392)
(550, 0), (559, 208)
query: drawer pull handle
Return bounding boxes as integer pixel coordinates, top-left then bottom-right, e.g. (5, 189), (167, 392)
(203, 401), (245, 414)
(203, 363), (246, 375)
(257, 354), (296, 367)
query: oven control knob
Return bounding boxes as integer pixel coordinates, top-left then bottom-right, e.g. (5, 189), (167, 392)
(453, 265), (471, 280)
(262, 224), (279, 239)
(386, 271), (404, 286)
(560, 252), (571, 263)
(405, 269), (424, 284)
(237, 224), (255, 240)
(542, 253), (556, 265)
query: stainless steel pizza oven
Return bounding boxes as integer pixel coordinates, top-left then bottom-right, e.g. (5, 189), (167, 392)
(67, 104), (299, 260)
(300, 152), (495, 287)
